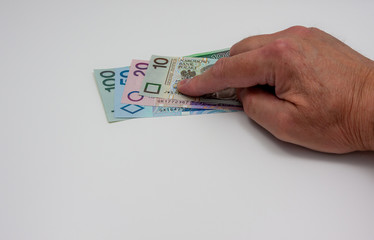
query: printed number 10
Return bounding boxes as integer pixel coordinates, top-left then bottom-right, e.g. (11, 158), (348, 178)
(153, 58), (168, 69)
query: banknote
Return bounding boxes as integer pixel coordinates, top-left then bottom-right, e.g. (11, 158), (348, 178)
(139, 55), (241, 106)
(95, 49), (239, 122)
(121, 59), (242, 110)
(111, 66), (238, 118)
(94, 67), (180, 120)
(114, 66), (140, 118)
(95, 66), (238, 121)
(113, 66), (164, 118)
(111, 66), (207, 118)
(152, 107), (236, 117)
(187, 48), (230, 59)
(94, 68), (126, 122)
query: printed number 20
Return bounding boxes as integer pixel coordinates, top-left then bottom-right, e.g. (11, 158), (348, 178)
(134, 62), (148, 76)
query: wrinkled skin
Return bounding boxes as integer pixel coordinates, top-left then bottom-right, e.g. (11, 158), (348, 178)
(178, 26), (374, 153)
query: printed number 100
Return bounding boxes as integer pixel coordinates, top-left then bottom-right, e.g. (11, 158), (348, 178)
(100, 70), (115, 93)
(153, 58), (168, 69)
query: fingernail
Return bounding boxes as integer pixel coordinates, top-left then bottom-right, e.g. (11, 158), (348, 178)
(178, 78), (191, 88)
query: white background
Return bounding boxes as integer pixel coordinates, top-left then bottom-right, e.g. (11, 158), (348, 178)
(1, 0), (374, 239)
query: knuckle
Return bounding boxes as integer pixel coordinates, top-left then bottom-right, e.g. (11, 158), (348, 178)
(287, 25), (308, 32)
(263, 38), (294, 58)
(288, 25), (309, 35)
(308, 27), (321, 34)
(273, 38), (292, 50)
(287, 25), (320, 38)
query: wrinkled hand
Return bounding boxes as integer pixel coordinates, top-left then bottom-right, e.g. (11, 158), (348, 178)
(178, 26), (374, 153)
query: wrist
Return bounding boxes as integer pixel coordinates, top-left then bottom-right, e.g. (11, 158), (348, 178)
(356, 64), (374, 151)
(366, 69), (374, 151)
(342, 62), (374, 152)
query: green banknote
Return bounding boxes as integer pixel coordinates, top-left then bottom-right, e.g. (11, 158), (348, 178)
(187, 48), (230, 58)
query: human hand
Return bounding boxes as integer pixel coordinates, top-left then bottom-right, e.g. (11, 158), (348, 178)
(178, 26), (374, 153)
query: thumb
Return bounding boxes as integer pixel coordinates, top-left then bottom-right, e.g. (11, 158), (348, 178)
(239, 87), (296, 141)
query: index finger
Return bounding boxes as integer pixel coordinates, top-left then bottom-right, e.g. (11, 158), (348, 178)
(177, 46), (279, 97)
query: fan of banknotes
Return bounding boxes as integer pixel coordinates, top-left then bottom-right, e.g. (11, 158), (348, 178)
(94, 48), (243, 122)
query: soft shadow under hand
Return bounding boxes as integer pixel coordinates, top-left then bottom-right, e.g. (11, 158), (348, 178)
(237, 114), (374, 172)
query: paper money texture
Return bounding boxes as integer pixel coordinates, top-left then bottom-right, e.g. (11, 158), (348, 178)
(139, 56), (240, 106)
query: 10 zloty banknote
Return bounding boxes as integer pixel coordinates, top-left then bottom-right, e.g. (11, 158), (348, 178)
(139, 55), (241, 106)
